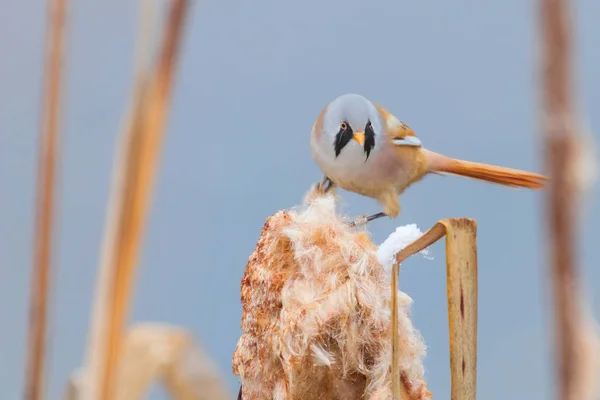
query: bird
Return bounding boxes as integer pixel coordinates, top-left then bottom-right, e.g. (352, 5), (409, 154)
(309, 93), (547, 225)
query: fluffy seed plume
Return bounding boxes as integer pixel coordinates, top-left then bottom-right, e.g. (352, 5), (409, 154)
(232, 186), (431, 400)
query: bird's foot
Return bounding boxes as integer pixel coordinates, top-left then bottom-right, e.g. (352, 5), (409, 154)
(305, 176), (337, 204)
(348, 212), (387, 228)
(350, 214), (369, 228)
(317, 176), (335, 194)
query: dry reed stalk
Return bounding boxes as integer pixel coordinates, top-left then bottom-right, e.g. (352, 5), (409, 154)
(539, 0), (583, 399)
(80, 1), (158, 398)
(115, 324), (231, 400)
(80, 1), (190, 399)
(23, 0), (67, 399)
(391, 219), (478, 400)
(571, 305), (600, 400)
(67, 324), (231, 400)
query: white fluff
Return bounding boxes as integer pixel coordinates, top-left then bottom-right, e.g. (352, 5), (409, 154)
(233, 193), (431, 399)
(377, 224), (433, 277)
(311, 343), (335, 366)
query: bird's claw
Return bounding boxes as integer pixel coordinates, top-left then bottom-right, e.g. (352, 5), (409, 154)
(349, 214), (369, 228)
(306, 177), (337, 204)
(348, 212), (388, 228)
(313, 176), (336, 195)
(319, 177), (335, 193)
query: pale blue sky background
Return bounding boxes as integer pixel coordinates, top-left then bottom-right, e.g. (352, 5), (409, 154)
(1, 0), (599, 399)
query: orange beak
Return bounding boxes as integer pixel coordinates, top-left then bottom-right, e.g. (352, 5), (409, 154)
(353, 131), (365, 146)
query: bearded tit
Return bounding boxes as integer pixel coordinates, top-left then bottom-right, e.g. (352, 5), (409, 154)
(309, 93), (547, 224)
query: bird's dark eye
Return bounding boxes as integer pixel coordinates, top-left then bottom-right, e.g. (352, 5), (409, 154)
(340, 121), (348, 131)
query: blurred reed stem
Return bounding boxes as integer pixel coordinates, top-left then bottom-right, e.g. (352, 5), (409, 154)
(23, 0), (67, 399)
(539, 0), (582, 399)
(80, 1), (190, 399)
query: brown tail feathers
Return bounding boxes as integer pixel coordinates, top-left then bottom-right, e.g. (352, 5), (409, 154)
(423, 150), (547, 189)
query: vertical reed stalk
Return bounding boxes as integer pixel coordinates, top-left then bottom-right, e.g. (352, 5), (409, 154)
(539, 0), (581, 398)
(23, 0), (67, 398)
(444, 219), (478, 400)
(81, 1), (190, 399)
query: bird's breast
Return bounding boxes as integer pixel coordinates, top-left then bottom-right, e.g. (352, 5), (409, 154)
(311, 136), (422, 199)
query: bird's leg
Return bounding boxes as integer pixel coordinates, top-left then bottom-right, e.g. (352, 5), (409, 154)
(349, 212), (387, 227)
(311, 176), (336, 197)
(366, 212), (387, 222)
(318, 176), (335, 193)
(306, 176), (337, 203)
(350, 192), (398, 227)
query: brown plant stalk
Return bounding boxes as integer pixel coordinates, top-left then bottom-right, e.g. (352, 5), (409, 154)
(80, 0), (157, 398)
(114, 324), (231, 400)
(66, 323), (231, 400)
(539, 0), (582, 399)
(391, 219), (478, 400)
(102, 2), (190, 396)
(80, 1), (190, 399)
(23, 0), (67, 398)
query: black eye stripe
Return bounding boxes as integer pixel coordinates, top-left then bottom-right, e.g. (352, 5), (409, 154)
(333, 121), (353, 157)
(363, 120), (376, 160)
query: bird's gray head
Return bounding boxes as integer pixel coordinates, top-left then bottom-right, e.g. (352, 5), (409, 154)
(317, 93), (385, 160)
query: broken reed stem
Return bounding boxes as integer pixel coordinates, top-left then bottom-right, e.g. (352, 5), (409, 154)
(391, 223), (445, 399)
(80, 1), (190, 399)
(391, 219), (478, 400)
(390, 261), (401, 398)
(443, 220), (478, 400)
(68, 324), (232, 400)
(115, 324), (232, 400)
(23, 0), (67, 399)
(539, 0), (581, 399)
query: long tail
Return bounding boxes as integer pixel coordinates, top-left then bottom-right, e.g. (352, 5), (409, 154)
(423, 149), (547, 189)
